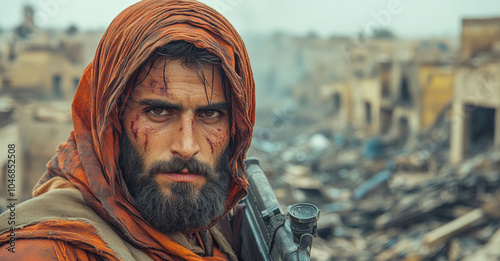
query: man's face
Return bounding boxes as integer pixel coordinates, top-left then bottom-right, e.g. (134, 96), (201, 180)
(119, 58), (232, 233)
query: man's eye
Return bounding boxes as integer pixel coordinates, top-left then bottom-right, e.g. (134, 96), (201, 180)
(201, 111), (220, 118)
(148, 108), (170, 116)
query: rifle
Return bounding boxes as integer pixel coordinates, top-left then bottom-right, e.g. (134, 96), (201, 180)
(240, 157), (320, 261)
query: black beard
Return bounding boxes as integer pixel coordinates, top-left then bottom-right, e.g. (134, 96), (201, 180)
(118, 132), (231, 234)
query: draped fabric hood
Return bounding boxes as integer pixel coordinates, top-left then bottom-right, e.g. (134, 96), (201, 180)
(32, 0), (255, 259)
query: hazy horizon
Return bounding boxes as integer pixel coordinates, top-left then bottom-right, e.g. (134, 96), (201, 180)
(0, 0), (499, 39)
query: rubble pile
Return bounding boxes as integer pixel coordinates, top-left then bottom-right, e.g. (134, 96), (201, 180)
(248, 111), (500, 261)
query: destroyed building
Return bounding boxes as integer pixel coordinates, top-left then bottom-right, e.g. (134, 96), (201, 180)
(290, 35), (350, 108)
(0, 5), (101, 199)
(244, 33), (349, 112)
(1, 22), (88, 101)
(450, 17), (500, 165)
(319, 38), (455, 142)
(2, 39), (85, 101)
(316, 39), (400, 136)
(319, 81), (352, 131)
(0, 5), (101, 101)
(249, 18), (500, 260)
(388, 54), (454, 143)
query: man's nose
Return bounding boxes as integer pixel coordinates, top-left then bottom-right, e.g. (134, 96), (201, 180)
(170, 115), (200, 159)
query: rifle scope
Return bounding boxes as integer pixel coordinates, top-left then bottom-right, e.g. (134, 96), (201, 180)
(288, 203), (320, 245)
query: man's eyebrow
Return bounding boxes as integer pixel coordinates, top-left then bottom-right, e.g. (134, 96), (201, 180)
(196, 102), (229, 112)
(138, 99), (228, 112)
(139, 99), (182, 110)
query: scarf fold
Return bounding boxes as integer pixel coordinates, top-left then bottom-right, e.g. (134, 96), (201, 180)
(32, 1), (255, 260)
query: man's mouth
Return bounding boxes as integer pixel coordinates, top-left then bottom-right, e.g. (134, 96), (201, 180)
(160, 168), (203, 183)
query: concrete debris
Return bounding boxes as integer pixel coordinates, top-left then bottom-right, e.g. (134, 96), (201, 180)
(422, 209), (487, 248)
(362, 137), (386, 160)
(309, 133), (330, 152)
(352, 170), (392, 200)
(462, 228), (500, 261)
(248, 116), (500, 260)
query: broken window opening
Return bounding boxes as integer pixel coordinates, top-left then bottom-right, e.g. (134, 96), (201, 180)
(400, 76), (412, 107)
(382, 83), (390, 97)
(466, 105), (495, 154)
(381, 62), (391, 98)
(399, 117), (409, 142)
(380, 108), (393, 133)
(365, 102), (372, 124)
(333, 93), (341, 116)
(53, 74), (62, 99)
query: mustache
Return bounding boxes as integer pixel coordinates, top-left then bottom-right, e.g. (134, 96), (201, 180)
(147, 157), (217, 180)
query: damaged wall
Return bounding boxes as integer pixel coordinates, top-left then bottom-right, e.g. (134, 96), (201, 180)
(4, 43), (85, 101)
(451, 60), (500, 164)
(451, 17), (500, 165)
(421, 66), (454, 130)
(320, 82), (353, 131)
(460, 17), (500, 62)
(352, 76), (382, 135)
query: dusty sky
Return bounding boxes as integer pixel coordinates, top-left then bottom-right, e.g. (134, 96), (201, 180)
(0, 0), (499, 38)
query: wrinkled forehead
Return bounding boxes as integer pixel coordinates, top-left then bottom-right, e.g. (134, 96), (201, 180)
(137, 56), (222, 79)
(134, 57), (223, 86)
(126, 56), (231, 105)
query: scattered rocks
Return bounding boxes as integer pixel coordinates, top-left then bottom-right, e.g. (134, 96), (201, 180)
(249, 122), (500, 260)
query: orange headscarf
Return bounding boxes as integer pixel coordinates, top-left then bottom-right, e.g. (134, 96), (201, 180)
(32, 0), (255, 259)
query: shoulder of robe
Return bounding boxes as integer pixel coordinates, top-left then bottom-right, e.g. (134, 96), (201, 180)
(0, 189), (148, 261)
(0, 238), (100, 261)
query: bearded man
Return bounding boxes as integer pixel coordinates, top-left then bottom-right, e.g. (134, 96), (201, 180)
(0, 0), (255, 260)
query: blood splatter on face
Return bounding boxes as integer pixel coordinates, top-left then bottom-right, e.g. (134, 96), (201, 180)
(130, 114), (140, 139)
(143, 126), (156, 149)
(206, 137), (214, 154)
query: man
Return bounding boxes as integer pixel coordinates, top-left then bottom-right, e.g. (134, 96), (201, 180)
(0, 0), (255, 260)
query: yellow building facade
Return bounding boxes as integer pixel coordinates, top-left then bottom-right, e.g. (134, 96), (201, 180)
(419, 65), (454, 131)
